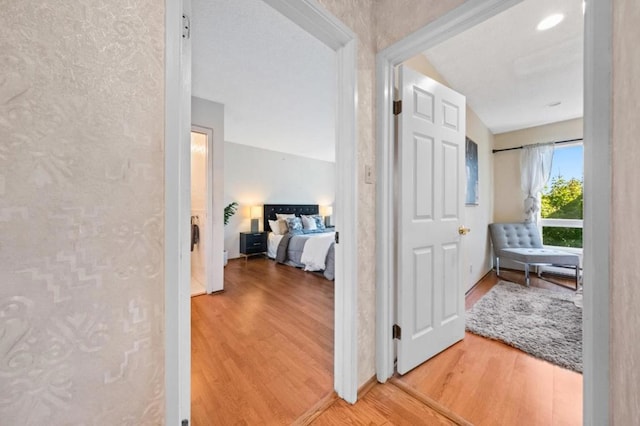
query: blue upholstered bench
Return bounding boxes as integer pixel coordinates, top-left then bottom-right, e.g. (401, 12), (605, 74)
(488, 222), (580, 290)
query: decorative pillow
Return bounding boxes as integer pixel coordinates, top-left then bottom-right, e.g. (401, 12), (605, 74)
(302, 228), (324, 234)
(301, 215), (317, 231)
(313, 215), (326, 230)
(285, 217), (303, 234)
(268, 219), (286, 235)
(276, 213), (295, 220)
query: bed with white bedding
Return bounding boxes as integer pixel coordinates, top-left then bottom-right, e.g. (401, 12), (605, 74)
(264, 204), (335, 280)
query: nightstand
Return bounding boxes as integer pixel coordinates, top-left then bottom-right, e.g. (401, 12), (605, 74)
(239, 231), (267, 262)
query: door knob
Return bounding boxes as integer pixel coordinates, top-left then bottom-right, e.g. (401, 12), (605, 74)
(458, 226), (471, 235)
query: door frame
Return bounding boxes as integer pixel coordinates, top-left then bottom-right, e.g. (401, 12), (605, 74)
(263, 0), (359, 403)
(374, 0), (611, 424)
(190, 126), (215, 294)
(165, 0), (360, 422)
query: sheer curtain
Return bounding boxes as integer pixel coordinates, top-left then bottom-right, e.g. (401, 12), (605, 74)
(520, 143), (554, 223)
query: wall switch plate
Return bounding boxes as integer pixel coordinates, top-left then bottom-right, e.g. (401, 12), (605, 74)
(365, 164), (374, 184)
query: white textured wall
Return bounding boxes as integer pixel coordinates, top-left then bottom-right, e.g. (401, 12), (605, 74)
(493, 118), (583, 223)
(404, 54), (495, 292)
(0, 0), (165, 423)
(611, 0), (640, 422)
(224, 142), (335, 259)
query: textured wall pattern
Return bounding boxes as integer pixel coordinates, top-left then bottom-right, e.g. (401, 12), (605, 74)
(375, 0), (465, 50)
(0, 0), (165, 423)
(612, 0), (640, 422)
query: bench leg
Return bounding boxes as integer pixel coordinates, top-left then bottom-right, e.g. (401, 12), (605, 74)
(524, 263), (530, 287)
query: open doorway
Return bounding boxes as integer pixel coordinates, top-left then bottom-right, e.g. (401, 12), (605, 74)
(377, 2), (604, 424)
(190, 128), (213, 297)
(187, 0), (358, 422)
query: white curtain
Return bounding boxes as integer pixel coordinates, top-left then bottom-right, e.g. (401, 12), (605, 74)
(520, 143), (554, 223)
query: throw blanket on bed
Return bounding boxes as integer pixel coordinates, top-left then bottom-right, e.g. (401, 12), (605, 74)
(300, 233), (334, 271)
(275, 233), (292, 264)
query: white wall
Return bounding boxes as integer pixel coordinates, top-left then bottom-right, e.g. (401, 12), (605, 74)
(192, 97), (225, 292)
(493, 118), (583, 223)
(404, 54), (495, 291)
(224, 142), (335, 259)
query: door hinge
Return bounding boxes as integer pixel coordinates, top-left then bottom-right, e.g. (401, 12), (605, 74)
(181, 420), (189, 426)
(393, 100), (402, 115)
(334, 231), (339, 244)
(392, 324), (401, 340)
(182, 14), (191, 39)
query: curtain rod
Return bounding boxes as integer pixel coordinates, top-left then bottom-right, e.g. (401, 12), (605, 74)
(492, 138), (583, 154)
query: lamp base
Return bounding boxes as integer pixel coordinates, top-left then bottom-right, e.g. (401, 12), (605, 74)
(251, 218), (259, 233)
(324, 216), (331, 228)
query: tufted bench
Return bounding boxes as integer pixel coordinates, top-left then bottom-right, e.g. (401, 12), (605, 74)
(488, 222), (580, 289)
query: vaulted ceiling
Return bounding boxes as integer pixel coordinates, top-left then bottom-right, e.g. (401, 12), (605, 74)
(424, 0), (583, 134)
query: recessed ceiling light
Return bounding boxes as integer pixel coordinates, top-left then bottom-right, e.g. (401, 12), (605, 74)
(537, 13), (564, 31)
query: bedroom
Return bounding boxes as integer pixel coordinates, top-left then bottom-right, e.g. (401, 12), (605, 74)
(188, 0), (339, 422)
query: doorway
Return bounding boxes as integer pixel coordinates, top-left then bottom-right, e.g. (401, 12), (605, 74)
(190, 128), (213, 297)
(375, 0), (610, 424)
(164, 1), (360, 422)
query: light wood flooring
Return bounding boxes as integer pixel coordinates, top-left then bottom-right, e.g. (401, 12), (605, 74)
(191, 259), (582, 425)
(191, 257), (334, 425)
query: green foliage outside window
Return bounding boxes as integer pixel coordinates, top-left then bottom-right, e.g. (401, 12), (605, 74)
(541, 176), (583, 248)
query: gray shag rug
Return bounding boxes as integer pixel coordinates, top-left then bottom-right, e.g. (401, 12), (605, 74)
(466, 281), (582, 373)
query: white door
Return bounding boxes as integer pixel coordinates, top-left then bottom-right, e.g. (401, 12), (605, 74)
(396, 65), (467, 375)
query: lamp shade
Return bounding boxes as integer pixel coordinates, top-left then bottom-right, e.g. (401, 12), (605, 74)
(251, 206), (262, 219)
(325, 206), (333, 216)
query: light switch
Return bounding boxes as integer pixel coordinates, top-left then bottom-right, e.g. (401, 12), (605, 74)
(365, 164), (374, 184)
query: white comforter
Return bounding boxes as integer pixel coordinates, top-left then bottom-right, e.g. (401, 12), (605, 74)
(300, 232), (335, 271)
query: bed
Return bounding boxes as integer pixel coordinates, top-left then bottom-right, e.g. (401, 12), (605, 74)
(263, 204), (335, 280)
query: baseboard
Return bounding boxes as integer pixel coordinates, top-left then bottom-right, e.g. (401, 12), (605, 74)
(293, 376), (378, 425)
(357, 375), (378, 399)
(465, 269), (493, 296)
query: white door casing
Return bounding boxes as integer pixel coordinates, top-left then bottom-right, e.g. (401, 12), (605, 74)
(396, 65), (466, 374)
(165, 0), (192, 423)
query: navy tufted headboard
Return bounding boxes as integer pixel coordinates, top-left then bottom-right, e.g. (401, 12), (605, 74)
(263, 204), (319, 233)
(488, 222), (543, 250)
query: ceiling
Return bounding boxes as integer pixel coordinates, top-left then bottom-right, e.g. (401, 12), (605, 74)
(423, 0), (584, 134)
(192, 0), (336, 162)
(192, 0), (583, 160)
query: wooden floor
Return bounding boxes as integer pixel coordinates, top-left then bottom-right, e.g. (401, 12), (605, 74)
(191, 257), (334, 425)
(393, 270), (582, 426)
(191, 260), (582, 425)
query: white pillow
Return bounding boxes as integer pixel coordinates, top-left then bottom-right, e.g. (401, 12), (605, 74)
(268, 219), (286, 235)
(301, 215), (317, 231)
(276, 213), (295, 220)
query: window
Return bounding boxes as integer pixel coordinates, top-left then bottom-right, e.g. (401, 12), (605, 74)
(540, 144), (583, 248)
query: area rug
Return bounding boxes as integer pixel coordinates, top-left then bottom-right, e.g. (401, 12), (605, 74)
(466, 281), (582, 372)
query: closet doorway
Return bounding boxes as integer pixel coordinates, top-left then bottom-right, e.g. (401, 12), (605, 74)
(190, 126), (214, 297)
